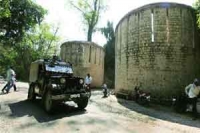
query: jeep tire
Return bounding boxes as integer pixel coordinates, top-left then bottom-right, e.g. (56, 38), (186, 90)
(43, 90), (53, 113)
(77, 97), (89, 109)
(27, 84), (36, 101)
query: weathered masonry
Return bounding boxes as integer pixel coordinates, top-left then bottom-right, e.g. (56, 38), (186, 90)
(60, 41), (104, 87)
(115, 3), (200, 98)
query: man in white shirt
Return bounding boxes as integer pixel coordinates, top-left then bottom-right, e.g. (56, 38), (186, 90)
(85, 73), (92, 87)
(185, 78), (200, 119)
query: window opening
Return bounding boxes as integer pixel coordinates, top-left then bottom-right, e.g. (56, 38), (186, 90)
(89, 45), (92, 62)
(151, 9), (154, 42)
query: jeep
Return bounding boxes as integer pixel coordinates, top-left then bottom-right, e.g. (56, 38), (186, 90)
(27, 56), (90, 113)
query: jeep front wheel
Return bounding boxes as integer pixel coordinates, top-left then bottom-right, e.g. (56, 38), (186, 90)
(27, 84), (36, 101)
(77, 97), (89, 109)
(44, 90), (53, 113)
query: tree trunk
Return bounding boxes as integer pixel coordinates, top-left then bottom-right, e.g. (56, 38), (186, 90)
(87, 25), (93, 41)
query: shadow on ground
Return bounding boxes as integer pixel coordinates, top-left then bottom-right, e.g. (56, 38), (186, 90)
(8, 99), (86, 123)
(0, 92), (6, 95)
(117, 98), (200, 128)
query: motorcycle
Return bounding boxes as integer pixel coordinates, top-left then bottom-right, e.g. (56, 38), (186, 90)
(172, 93), (191, 113)
(135, 87), (151, 105)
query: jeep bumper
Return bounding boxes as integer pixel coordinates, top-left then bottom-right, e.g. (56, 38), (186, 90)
(51, 92), (89, 100)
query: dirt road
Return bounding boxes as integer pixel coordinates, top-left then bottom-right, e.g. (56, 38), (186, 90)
(0, 82), (200, 133)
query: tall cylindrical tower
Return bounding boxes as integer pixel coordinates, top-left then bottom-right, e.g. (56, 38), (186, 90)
(115, 3), (200, 97)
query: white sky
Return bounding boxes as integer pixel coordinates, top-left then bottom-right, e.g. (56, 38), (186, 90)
(35, 0), (196, 46)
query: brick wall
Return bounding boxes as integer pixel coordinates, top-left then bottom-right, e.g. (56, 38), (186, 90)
(60, 41), (104, 87)
(115, 3), (200, 98)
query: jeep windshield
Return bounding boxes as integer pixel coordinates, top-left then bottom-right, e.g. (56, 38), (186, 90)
(45, 64), (72, 73)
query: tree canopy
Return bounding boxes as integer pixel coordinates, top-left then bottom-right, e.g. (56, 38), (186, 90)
(0, 0), (47, 45)
(194, 0), (200, 28)
(0, 0), (60, 81)
(69, 0), (106, 41)
(0, 22), (60, 81)
(0, 0), (10, 18)
(100, 21), (115, 87)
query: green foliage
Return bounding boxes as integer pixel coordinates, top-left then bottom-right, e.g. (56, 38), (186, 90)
(0, 1), (60, 81)
(0, 44), (17, 77)
(101, 21), (115, 42)
(0, 0), (47, 45)
(193, 0), (200, 28)
(69, 0), (106, 41)
(0, 0), (11, 18)
(15, 23), (60, 80)
(100, 21), (115, 88)
(24, 23), (60, 58)
(0, 23), (60, 81)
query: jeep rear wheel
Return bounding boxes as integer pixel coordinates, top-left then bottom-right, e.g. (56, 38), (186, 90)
(44, 90), (53, 113)
(77, 97), (89, 109)
(28, 84), (36, 101)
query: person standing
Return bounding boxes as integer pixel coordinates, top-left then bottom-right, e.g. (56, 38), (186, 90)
(84, 73), (92, 98)
(185, 78), (200, 120)
(85, 73), (92, 87)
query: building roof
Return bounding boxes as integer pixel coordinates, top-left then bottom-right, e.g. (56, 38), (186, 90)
(61, 40), (104, 49)
(115, 2), (194, 32)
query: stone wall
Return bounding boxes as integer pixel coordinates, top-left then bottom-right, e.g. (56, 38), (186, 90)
(115, 3), (200, 98)
(60, 41), (104, 87)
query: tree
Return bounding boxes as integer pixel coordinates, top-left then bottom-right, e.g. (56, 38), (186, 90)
(0, 44), (17, 77)
(0, 0), (10, 18)
(100, 21), (115, 87)
(194, 0), (200, 28)
(13, 23), (60, 80)
(0, 0), (46, 45)
(69, 0), (106, 41)
(26, 23), (60, 58)
(0, 0), (47, 80)
(0, 0), (60, 81)
(0, 23), (60, 81)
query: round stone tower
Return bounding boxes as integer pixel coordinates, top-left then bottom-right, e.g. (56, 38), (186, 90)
(115, 3), (200, 98)
(60, 41), (104, 87)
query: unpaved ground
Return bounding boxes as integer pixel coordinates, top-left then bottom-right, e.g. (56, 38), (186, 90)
(0, 82), (200, 133)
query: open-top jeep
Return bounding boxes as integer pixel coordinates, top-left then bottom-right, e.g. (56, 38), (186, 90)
(28, 56), (89, 113)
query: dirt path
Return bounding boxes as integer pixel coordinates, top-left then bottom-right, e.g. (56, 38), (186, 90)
(0, 82), (200, 133)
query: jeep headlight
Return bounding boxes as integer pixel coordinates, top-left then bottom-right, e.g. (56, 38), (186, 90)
(60, 78), (66, 84)
(79, 79), (84, 84)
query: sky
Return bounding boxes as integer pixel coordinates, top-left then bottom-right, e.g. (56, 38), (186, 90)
(35, 0), (196, 46)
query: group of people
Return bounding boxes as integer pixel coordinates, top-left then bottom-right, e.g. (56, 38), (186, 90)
(1, 66), (17, 94)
